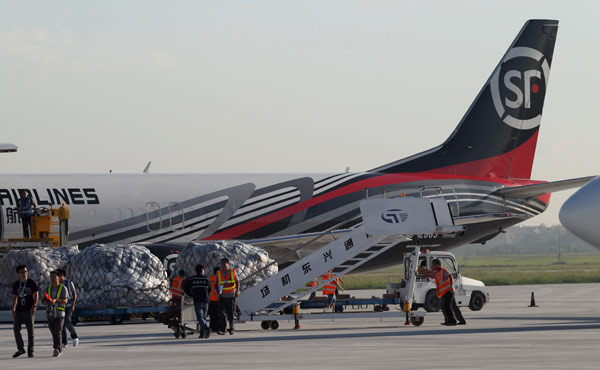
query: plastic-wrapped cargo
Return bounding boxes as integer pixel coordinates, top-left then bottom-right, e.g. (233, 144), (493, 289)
(66, 244), (170, 307)
(0, 246), (79, 308)
(174, 241), (278, 291)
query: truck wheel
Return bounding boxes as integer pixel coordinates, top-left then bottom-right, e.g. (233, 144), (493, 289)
(270, 320), (279, 330)
(410, 316), (425, 326)
(109, 315), (124, 325)
(261, 321), (271, 330)
(469, 291), (486, 311)
(423, 290), (441, 312)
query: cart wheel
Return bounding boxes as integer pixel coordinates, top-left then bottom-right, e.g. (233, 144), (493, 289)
(261, 321), (271, 330)
(410, 316), (425, 327)
(180, 328), (187, 339)
(270, 320), (279, 330)
(174, 328), (181, 338)
(109, 315), (124, 325)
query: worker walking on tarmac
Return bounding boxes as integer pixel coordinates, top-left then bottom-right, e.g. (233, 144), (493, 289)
(418, 259), (466, 326)
(16, 190), (36, 239)
(322, 270), (344, 312)
(216, 258), (239, 335)
(170, 270), (185, 304)
(56, 269), (80, 348)
(11, 265), (38, 358)
(183, 264), (212, 339)
(43, 270), (69, 357)
(208, 267), (221, 333)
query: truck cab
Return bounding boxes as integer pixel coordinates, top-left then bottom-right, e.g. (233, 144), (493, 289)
(387, 250), (489, 312)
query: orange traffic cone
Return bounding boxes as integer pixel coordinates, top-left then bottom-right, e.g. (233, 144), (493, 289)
(528, 292), (539, 307)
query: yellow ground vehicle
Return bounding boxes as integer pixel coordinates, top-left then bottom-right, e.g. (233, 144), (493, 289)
(0, 205), (70, 250)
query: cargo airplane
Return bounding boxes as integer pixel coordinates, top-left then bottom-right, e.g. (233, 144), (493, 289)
(1, 20), (594, 272)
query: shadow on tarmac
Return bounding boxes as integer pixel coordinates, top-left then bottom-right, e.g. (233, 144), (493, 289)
(92, 317), (600, 348)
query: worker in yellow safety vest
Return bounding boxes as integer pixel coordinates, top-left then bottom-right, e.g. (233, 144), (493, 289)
(170, 270), (185, 303)
(216, 258), (239, 335)
(322, 270), (344, 312)
(418, 259), (466, 326)
(43, 270), (69, 357)
(208, 267), (221, 333)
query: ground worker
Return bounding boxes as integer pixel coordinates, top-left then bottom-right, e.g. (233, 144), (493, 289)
(183, 264), (212, 339)
(216, 258), (239, 335)
(306, 279), (318, 300)
(56, 269), (80, 348)
(11, 264), (38, 358)
(170, 270), (185, 303)
(43, 270), (69, 357)
(16, 190), (36, 239)
(208, 267), (220, 333)
(418, 259), (466, 326)
(322, 270), (344, 312)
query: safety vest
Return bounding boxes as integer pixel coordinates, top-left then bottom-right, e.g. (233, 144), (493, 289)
(306, 280), (318, 288)
(322, 273), (336, 296)
(171, 276), (184, 299)
(434, 268), (454, 298)
(217, 268), (237, 294)
(19, 198), (35, 216)
(47, 284), (65, 311)
(209, 275), (218, 302)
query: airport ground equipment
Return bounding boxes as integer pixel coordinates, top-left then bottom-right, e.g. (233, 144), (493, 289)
(387, 250), (489, 312)
(0, 205), (70, 251)
(234, 197), (464, 327)
(71, 304), (169, 325)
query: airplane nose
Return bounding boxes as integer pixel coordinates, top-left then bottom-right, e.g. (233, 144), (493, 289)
(559, 176), (600, 248)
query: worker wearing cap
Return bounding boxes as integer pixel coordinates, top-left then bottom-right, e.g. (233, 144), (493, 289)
(16, 190), (36, 239)
(208, 267), (221, 333)
(216, 258), (239, 335)
(418, 259), (466, 326)
(170, 270), (185, 303)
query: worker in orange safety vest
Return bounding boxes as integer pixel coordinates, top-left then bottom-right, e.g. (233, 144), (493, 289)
(322, 270), (344, 312)
(170, 270), (185, 303)
(418, 259), (465, 326)
(306, 279), (318, 300)
(216, 258), (239, 335)
(208, 267), (221, 333)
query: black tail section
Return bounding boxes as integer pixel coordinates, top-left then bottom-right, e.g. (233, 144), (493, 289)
(372, 19), (559, 179)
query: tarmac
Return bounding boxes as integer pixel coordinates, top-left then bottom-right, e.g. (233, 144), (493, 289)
(2, 283), (600, 369)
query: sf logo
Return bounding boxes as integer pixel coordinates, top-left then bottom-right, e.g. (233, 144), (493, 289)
(381, 209), (408, 224)
(490, 46), (550, 130)
(504, 69), (541, 109)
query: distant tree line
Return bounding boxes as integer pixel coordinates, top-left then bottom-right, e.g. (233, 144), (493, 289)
(452, 224), (598, 256)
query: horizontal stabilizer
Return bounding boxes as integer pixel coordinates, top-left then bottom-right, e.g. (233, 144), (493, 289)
(494, 176), (596, 199)
(0, 143), (18, 153)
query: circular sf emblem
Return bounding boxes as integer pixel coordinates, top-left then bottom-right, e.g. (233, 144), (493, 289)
(490, 47), (550, 130)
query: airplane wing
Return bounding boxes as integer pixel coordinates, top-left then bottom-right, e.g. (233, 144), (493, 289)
(493, 176), (597, 199)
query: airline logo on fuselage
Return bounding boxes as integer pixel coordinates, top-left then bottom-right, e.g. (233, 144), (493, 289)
(0, 188), (100, 207)
(490, 46), (550, 130)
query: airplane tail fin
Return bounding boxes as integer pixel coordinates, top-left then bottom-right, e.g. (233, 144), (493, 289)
(371, 19), (558, 179)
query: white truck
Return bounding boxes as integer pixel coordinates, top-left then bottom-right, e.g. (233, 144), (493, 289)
(387, 250), (489, 312)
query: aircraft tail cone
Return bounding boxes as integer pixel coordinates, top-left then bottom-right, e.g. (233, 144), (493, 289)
(528, 292), (539, 307)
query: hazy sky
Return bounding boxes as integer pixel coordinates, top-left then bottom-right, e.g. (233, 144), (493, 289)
(1, 1), (598, 226)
